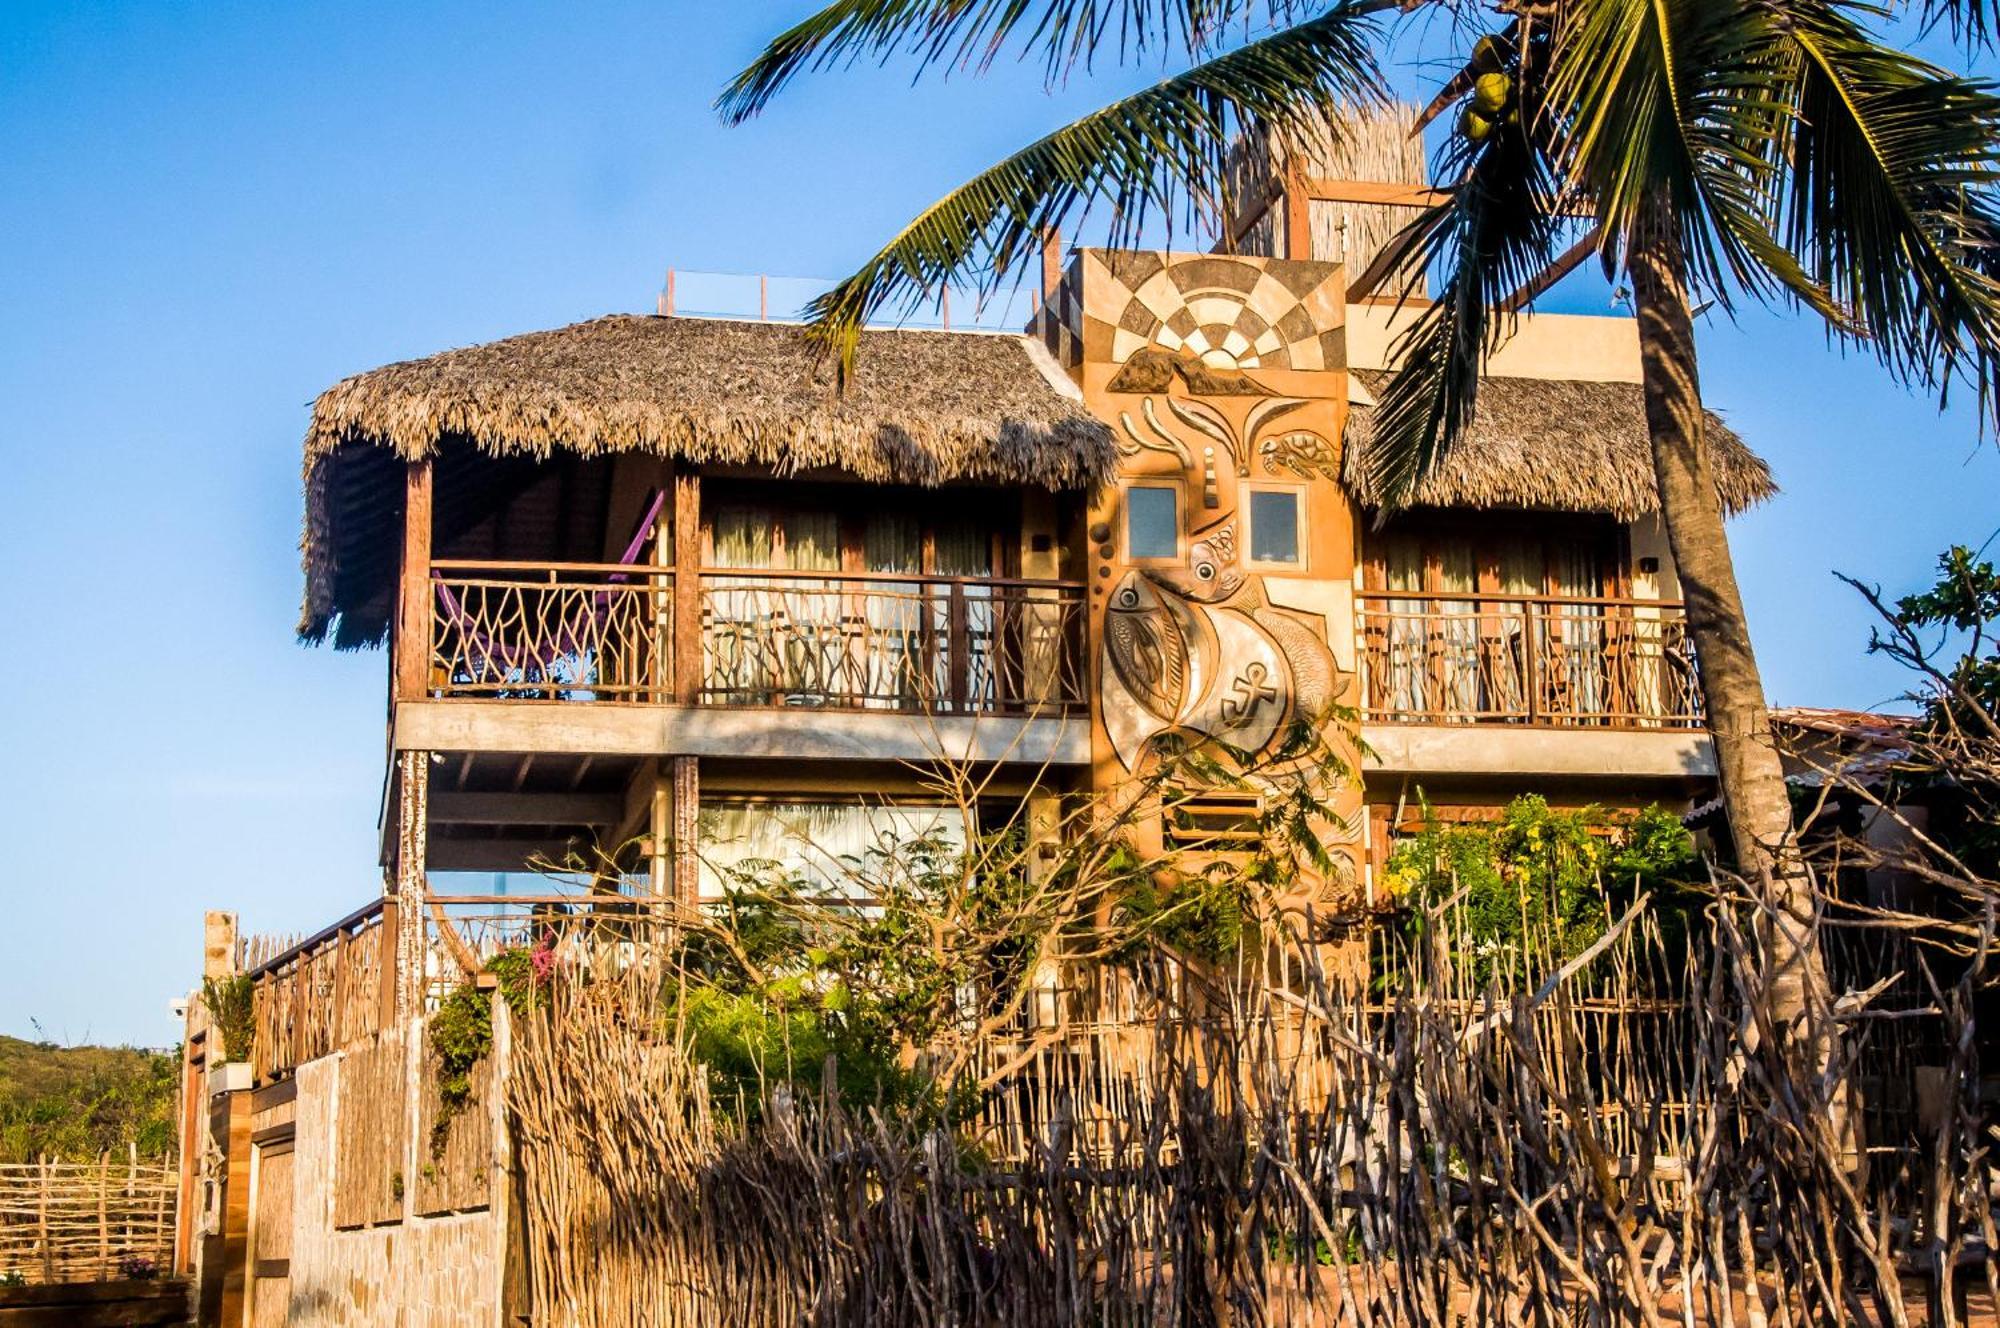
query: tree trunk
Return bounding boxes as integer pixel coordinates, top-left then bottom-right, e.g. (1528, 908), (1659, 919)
(1627, 233), (1833, 1065)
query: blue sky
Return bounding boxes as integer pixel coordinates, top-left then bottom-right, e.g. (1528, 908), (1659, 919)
(2, 0), (1995, 1048)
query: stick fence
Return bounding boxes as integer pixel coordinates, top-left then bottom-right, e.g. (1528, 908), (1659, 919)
(0, 1150), (176, 1284)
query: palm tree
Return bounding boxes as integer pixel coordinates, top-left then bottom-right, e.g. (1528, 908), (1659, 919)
(719, 0), (2000, 1053)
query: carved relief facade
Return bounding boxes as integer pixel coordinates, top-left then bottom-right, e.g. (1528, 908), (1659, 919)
(1056, 249), (1365, 902)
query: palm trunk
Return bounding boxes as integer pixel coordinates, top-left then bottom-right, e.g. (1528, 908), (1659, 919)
(1627, 233), (1832, 1065)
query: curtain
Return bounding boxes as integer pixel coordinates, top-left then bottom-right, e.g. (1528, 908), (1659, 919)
(695, 801), (969, 902)
(1379, 533), (1428, 716)
(1547, 538), (1605, 718)
(934, 524), (995, 707)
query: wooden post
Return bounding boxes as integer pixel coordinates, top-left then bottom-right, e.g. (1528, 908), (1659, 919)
(393, 751), (429, 1021)
(97, 1152), (109, 1277)
(1041, 229), (1063, 308)
(1282, 162), (1312, 261)
(38, 1157), (53, 1282)
(672, 472), (702, 705)
(947, 581), (970, 712)
(671, 756), (699, 912)
(126, 1143), (137, 1271)
(1524, 600), (1542, 723)
(395, 459), (435, 704)
(377, 896), (401, 1029)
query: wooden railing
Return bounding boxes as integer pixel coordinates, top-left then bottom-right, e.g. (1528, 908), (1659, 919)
(697, 569), (1084, 713)
(1357, 592), (1704, 729)
(426, 562), (1087, 715)
(430, 561), (668, 701)
(247, 900), (395, 1086)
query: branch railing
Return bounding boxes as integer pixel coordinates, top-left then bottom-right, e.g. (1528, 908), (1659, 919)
(430, 562), (668, 701)
(426, 562), (1087, 715)
(698, 568), (1084, 714)
(246, 900), (394, 1086)
(1357, 591), (1704, 728)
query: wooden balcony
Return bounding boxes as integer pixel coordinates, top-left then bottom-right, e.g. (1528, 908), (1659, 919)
(1357, 593), (1704, 730)
(424, 562), (1087, 716)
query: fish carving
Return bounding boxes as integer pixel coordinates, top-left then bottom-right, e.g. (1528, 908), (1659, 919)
(1104, 574), (1194, 722)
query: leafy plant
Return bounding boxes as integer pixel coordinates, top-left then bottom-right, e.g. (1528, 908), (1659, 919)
(429, 945), (553, 1155)
(1383, 796), (1699, 982)
(201, 974), (255, 1064)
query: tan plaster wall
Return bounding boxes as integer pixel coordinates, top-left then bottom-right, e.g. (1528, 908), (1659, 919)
(1345, 302), (1643, 383)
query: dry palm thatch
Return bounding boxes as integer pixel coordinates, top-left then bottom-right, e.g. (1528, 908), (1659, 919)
(1342, 370), (1775, 518)
(299, 315), (1115, 644)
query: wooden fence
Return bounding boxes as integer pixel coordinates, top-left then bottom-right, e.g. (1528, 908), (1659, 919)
(0, 1154), (176, 1284)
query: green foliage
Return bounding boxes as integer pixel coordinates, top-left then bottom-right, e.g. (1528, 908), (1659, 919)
(1111, 856), (1251, 963)
(1890, 544), (2000, 728)
(201, 974), (254, 1064)
(1383, 796), (1699, 982)
(0, 1036), (180, 1163)
(429, 946), (553, 1154)
(1864, 543), (2000, 878)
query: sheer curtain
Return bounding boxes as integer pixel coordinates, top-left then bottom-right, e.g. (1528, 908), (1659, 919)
(933, 524), (993, 708)
(1380, 534), (1429, 716)
(1548, 540), (1605, 718)
(864, 514), (923, 706)
(707, 506), (842, 703)
(695, 801), (969, 902)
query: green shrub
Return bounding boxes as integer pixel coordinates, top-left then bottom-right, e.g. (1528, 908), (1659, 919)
(1382, 796), (1699, 982)
(201, 975), (255, 1064)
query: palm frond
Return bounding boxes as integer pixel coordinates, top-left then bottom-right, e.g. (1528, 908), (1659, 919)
(1366, 69), (1572, 508)
(1543, 0), (1829, 314)
(796, 6), (1387, 368)
(718, 0), (1317, 125)
(1773, 0), (2000, 423)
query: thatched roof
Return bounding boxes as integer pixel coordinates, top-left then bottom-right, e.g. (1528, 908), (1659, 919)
(301, 315), (1115, 645)
(1342, 371), (1775, 517)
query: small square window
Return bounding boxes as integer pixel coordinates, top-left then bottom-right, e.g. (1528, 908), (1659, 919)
(1125, 485), (1179, 560)
(1249, 489), (1303, 565)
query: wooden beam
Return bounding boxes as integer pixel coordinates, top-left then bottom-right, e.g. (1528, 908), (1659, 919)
(1223, 179), (1283, 250)
(672, 470), (702, 705)
(1499, 226), (1604, 313)
(1282, 163), (1312, 261)
(1303, 178), (1452, 208)
(428, 791), (623, 826)
(393, 459), (434, 704)
(671, 755), (699, 910)
(424, 838), (582, 874)
(394, 699), (1092, 766)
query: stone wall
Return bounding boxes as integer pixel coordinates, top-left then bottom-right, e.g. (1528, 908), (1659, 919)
(281, 1009), (510, 1328)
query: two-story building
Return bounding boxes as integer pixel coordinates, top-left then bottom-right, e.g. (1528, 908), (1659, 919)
(179, 141), (1774, 1325)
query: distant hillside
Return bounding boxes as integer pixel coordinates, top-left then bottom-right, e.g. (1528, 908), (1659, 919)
(0, 1036), (178, 1162)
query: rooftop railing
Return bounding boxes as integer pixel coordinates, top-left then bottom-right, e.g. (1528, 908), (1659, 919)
(426, 562), (1088, 716)
(1357, 592), (1704, 729)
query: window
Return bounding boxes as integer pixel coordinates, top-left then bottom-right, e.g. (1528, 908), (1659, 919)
(696, 800), (969, 901)
(1247, 488), (1304, 565)
(1125, 484), (1180, 560)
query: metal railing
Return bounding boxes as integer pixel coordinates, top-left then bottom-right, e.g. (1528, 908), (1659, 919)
(425, 562), (1087, 715)
(1357, 592), (1704, 729)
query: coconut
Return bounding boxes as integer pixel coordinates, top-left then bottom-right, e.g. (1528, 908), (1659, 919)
(1473, 72), (1512, 114)
(1461, 108), (1493, 142)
